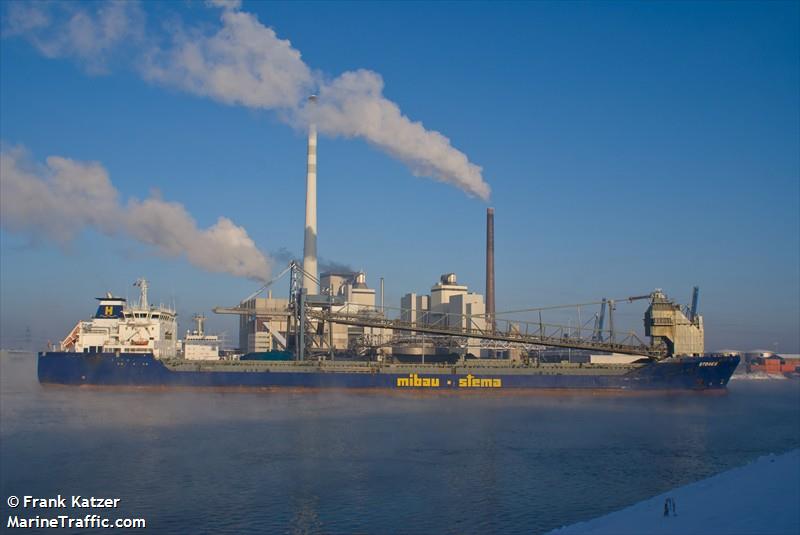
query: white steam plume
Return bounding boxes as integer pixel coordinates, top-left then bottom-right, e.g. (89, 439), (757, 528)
(0, 146), (270, 281)
(3, 1), (490, 200)
(307, 70), (489, 200)
(141, 8), (313, 109)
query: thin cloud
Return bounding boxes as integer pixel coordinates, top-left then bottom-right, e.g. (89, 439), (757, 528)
(0, 146), (270, 281)
(2, 0), (145, 74)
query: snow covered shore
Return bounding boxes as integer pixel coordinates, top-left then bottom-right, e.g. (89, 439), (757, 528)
(730, 372), (788, 381)
(548, 449), (799, 535)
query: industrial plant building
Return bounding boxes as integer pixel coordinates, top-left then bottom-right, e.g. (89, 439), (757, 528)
(320, 271), (390, 352)
(225, 132), (502, 357)
(230, 95), (490, 360)
(237, 294), (290, 354)
(235, 270), (390, 355)
(397, 273), (487, 357)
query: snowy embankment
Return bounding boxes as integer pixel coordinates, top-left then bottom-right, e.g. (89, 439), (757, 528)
(730, 373), (787, 381)
(548, 449), (799, 535)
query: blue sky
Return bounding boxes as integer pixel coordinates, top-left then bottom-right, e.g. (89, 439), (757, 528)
(1, 1), (798, 352)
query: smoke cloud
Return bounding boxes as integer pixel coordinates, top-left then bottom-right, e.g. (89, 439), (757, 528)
(307, 70), (489, 200)
(0, 146), (270, 281)
(270, 247), (354, 274)
(3, 1), (490, 200)
(318, 258), (356, 274)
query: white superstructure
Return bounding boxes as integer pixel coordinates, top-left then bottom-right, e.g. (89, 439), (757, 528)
(60, 279), (178, 358)
(182, 314), (221, 361)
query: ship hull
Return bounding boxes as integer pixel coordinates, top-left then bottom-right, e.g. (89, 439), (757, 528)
(38, 353), (739, 391)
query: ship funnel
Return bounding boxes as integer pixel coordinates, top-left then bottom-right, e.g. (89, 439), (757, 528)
(193, 314), (206, 336)
(302, 95), (319, 293)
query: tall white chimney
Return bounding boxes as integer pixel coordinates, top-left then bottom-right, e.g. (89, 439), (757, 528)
(302, 95), (319, 292)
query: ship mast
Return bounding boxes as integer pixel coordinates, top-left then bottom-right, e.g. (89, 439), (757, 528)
(134, 278), (149, 309)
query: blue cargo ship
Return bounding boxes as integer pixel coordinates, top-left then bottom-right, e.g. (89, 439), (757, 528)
(37, 278), (739, 391)
(38, 351), (738, 390)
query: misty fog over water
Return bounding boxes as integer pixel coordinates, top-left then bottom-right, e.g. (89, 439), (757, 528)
(1, 352), (798, 534)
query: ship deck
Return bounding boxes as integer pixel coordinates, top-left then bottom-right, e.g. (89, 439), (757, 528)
(161, 359), (644, 376)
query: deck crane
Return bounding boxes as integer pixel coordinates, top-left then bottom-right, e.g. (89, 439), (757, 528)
(305, 289), (670, 358)
(212, 262), (298, 316)
(689, 286), (700, 322)
(593, 298), (608, 341)
(242, 263), (296, 303)
(214, 261), (703, 360)
(213, 262), (326, 353)
(212, 262), (302, 351)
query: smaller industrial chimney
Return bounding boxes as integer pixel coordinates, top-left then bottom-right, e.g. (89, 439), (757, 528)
(486, 207), (495, 331)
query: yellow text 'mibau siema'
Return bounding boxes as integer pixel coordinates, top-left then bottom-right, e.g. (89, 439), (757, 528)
(395, 374), (502, 388)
